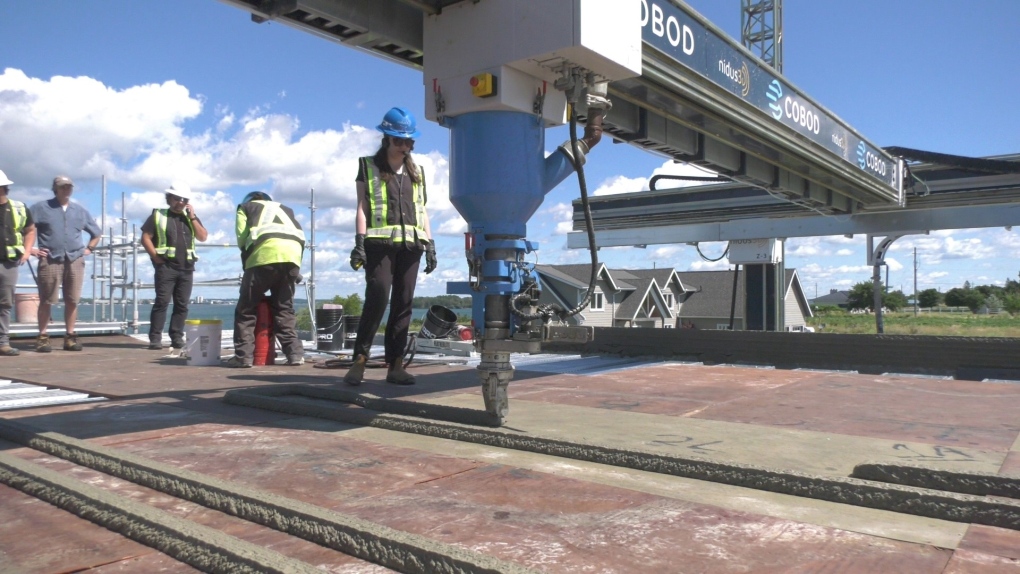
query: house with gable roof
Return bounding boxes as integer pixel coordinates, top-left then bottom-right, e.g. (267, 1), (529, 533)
(534, 264), (692, 328)
(533, 264), (812, 330)
(673, 269), (812, 330)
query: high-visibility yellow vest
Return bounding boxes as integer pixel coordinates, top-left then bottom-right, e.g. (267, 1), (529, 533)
(361, 157), (427, 244)
(152, 209), (198, 262)
(3, 200), (28, 259)
(237, 200), (305, 268)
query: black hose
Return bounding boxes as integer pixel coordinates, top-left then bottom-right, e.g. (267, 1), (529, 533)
(649, 174), (729, 190)
(695, 242), (729, 262)
(884, 146), (1020, 174)
(510, 104), (599, 322)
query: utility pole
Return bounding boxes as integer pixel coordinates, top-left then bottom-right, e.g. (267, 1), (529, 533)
(309, 188), (316, 336)
(913, 247), (918, 316)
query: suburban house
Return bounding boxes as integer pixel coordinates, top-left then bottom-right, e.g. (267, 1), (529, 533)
(534, 264), (689, 328)
(534, 264), (812, 331)
(810, 288), (851, 309)
(675, 269), (812, 330)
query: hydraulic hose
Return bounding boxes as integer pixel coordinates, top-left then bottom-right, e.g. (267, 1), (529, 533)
(510, 103), (600, 323)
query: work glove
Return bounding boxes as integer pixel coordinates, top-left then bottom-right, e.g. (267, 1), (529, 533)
(424, 239), (437, 274)
(350, 234), (366, 271)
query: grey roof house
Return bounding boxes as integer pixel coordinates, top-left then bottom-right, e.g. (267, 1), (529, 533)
(675, 269), (812, 330)
(535, 264), (812, 330)
(810, 289), (851, 309)
(534, 264), (690, 328)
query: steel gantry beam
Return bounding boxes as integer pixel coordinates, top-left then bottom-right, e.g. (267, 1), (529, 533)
(565, 155), (1020, 247)
(216, 0), (904, 218)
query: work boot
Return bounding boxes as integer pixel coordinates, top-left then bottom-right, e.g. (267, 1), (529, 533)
(386, 357), (416, 386)
(343, 354), (367, 386)
(285, 356), (304, 366)
(147, 341), (163, 351)
(63, 334), (83, 351)
(0, 345), (20, 356)
(223, 355), (252, 368)
(35, 334), (52, 353)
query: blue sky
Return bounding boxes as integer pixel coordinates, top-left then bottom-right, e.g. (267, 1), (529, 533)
(2, 0), (1019, 301)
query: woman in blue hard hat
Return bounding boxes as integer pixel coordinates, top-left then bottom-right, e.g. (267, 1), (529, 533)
(344, 107), (437, 386)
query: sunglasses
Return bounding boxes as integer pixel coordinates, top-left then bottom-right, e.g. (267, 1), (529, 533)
(168, 195), (189, 204)
(391, 137), (414, 147)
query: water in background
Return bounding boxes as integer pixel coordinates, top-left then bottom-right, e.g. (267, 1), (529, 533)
(64, 302), (469, 326)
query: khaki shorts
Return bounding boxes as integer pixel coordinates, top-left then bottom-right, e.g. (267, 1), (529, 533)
(37, 257), (86, 305)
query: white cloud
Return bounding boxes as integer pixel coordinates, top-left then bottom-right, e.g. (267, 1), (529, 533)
(0, 68), (202, 185)
(689, 259), (730, 271)
(592, 175), (647, 196)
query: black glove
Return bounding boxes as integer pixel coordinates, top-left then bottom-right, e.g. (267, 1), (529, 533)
(424, 239), (437, 274)
(350, 234), (366, 271)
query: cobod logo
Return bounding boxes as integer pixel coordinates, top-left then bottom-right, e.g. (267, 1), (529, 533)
(766, 80), (820, 134)
(767, 80), (783, 119)
(641, 0), (695, 55)
(718, 59), (750, 97)
(856, 142), (888, 176)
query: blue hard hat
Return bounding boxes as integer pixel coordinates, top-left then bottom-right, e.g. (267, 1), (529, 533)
(376, 107), (421, 139)
(242, 191), (272, 204)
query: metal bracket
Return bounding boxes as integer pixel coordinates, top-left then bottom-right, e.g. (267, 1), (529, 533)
(866, 232), (927, 266)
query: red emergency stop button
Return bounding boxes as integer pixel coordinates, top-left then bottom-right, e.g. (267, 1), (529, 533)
(470, 73), (496, 98)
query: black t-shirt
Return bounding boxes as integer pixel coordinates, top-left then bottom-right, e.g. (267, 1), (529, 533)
(0, 201), (34, 262)
(141, 209), (196, 271)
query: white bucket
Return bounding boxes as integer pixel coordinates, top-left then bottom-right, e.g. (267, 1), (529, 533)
(185, 319), (222, 366)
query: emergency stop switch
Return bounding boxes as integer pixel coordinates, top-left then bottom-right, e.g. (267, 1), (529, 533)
(470, 73), (496, 98)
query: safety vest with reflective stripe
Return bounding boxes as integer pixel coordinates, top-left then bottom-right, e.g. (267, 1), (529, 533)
(239, 198), (306, 258)
(361, 157), (427, 244)
(152, 209), (197, 262)
(3, 200), (28, 259)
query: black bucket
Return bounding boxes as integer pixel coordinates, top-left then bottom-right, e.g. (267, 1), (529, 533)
(419, 305), (458, 339)
(315, 308), (345, 352)
(343, 315), (360, 349)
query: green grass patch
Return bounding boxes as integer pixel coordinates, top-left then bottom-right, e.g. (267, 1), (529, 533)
(808, 312), (1020, 337)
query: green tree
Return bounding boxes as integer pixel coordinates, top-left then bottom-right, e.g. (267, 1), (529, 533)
(412, 295), (471, 309)
(811, 304), (845, 316)
(1004, 272), (1020, 295)
(944, 287), (985, 313)
(296, 293), (364, 330)
(846, 281), (910, 311)
(975, 284), (1005, 300)
(1003, 293), (1020, 315)
(917, 288), (942, 308)
(884, 290), (908, 311)
(846, 282), (875, 311)
(984, 293), (1003, 314)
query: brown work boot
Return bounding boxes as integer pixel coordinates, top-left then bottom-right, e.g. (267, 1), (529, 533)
(385, 357), (416, 386)
(35, 334), (52, 353)
(343, 354), (367, 386)
(64, 333), (83, 351)
(0, 345), (19, 356)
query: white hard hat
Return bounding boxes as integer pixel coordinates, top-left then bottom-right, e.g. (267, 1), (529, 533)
(0, 170), (13, 187)
(164, 181), (192, 200)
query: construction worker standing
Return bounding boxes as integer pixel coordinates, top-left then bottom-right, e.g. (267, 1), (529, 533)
(225, 191), (306, 368)
(140, 182), (208, 351)
(344, 107), (436, 386)
(0, 170), (36, 356)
